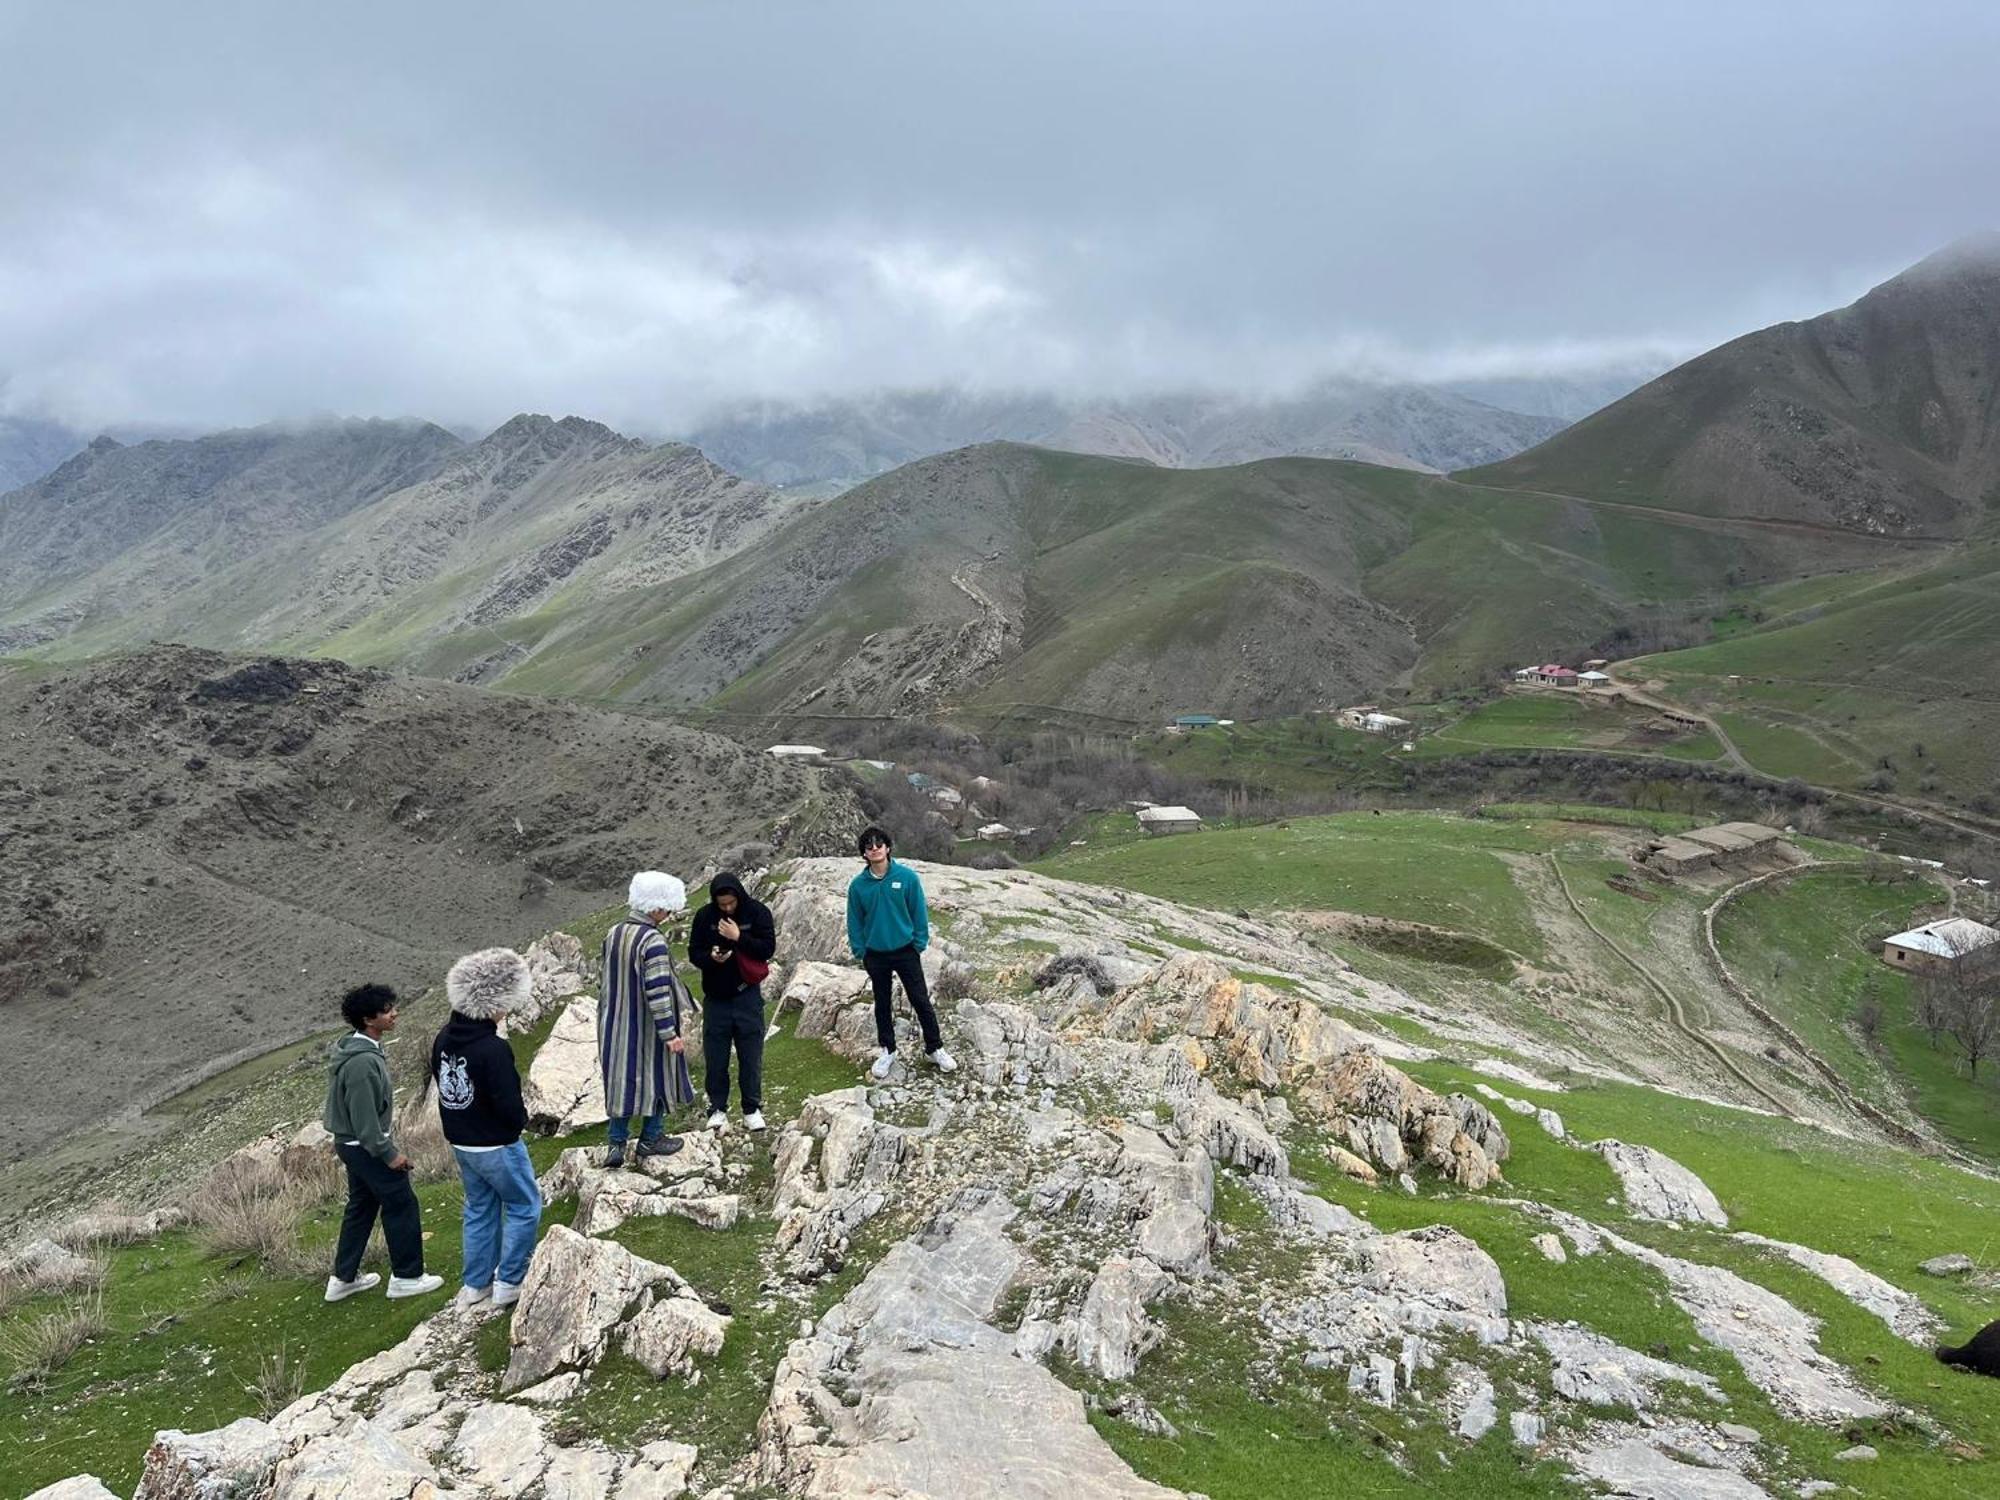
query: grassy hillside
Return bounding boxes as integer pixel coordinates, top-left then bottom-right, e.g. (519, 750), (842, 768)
(418, 444), (1903, 722)
(1625, 543), (2000, 807)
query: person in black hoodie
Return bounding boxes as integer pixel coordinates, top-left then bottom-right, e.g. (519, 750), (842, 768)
(431, 947), (541, 1308)
(687, 871), (777, 1134)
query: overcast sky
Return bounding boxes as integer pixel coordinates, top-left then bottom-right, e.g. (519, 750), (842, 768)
(0, 0), (1993, 434)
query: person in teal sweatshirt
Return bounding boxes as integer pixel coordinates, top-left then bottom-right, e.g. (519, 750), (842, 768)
(846, 825), (957, 1081)
(322, 983), (444, 1303)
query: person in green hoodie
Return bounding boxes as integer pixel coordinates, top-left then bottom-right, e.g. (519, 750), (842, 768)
(846, 825), (957, 1082)
(323, 983), (444, 1302)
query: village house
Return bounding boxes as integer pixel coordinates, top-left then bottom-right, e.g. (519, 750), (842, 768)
(1172, 714), (1221, 730)
(1578, 670), (1613, 686)
(1881, 916), (2000, 974)
(766, 744), (826, 760)
(1136, 805), (1203, 836)
(1534, 664), (1579, 687)
(1642, 821), (1790, 879)
(1336, 704), (1412, 734)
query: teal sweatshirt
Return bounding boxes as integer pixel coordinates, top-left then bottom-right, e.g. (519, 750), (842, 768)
(324, 1032), (397, 1160)
(847, 859), (929, 957)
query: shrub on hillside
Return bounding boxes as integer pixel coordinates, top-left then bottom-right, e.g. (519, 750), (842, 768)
(192, 1166), (319, 1277)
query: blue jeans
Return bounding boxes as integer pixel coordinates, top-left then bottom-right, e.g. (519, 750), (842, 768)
(606, 1112), (664, 1145)
(452, 1141), (541, 1289)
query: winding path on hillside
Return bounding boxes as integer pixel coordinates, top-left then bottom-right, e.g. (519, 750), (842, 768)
(1543, 851), (1797, 1117)
(1699, 863), (1982, 1168)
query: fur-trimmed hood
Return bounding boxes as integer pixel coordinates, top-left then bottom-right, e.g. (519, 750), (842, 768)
(446, 947), (531, 1020)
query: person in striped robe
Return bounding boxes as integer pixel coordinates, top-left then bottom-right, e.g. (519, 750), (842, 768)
(598, 870), (696, 1167)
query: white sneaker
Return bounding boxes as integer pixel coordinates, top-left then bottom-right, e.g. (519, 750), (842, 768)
(929, 1047), (958, 1075)
(386, 1273), (445, 1299)
(707, 1110), (728, 1132)
(869, 1050), (894, 1081)
(744, 1110), (767, 1133)
(454, 1284), (491, 1308)
(324, 1272), (380, 1303)
(490, 1279), (522, 1308)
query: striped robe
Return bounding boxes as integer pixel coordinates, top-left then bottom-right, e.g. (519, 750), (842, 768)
(599, 917), (697, 1120)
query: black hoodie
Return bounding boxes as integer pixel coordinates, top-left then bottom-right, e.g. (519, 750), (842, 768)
(429, 1013), (527, 1147)
(688, 871), (777, 1004)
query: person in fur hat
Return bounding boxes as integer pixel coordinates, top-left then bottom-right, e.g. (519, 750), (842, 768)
(599, 871), (697, 1167)
(430, 947), (541, 1308)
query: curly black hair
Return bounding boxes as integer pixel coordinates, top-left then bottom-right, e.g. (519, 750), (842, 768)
(857, 824), (893, 854)
(340, 982), (399, 1031)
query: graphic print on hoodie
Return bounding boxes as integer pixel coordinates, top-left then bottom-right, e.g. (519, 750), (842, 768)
(429, 1013), (528, 1147)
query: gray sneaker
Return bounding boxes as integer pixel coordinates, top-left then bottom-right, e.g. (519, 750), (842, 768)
(635, 1135), (684, 1160)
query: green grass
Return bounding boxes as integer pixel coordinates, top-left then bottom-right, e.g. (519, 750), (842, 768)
(1632, 545), (2000, 806)
(1423, 694), (1723, 762)
(1714, 869), (2000, 1161)
(1035, 810), (1558, 961)
(0, 1009), (868, 1496)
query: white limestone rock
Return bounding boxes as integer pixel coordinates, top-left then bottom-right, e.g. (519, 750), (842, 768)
(1570, 1435), (1774, 1499)
(1533, 1233), (1568, 1263)
(1529, 1321), (1723, 1411)
(624, 1293), (732, 1379)
(1068, 1255), (1172, 1380)
(135, 1417), (286, 1500)
(1589, 1140), (1728, 1226)
(502, 1224), (683, 1393)
(266, 1419), (438, 1500)
(523, 994), (608, 1134)
(23, 1480), (121, 1500)
(614, 1440), (699, 1500)
(755, 1199), (1181, 1499)
(542, 1445), (623, 1500)
(449, 1402), (551, 1493)
(1591, 1220), (1887, 1420)
(1735, 1232), (1940, 1344)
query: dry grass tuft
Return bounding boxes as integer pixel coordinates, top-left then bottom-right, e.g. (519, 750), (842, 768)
(191, 1167), (320, 1278)
(396, 1097), (458, 1185)
(2, 1289), (107, 1391)
(0, 1252), (108, 1319)
(248, 1341), (307, 1417)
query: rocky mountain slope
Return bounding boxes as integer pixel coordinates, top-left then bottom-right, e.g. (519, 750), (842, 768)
(10, 857), (1997, 1498)
(687, 380), (1581, 488)
(0, 415), (821, 667)
(0, 419), (465, 652)
(1466, 235), (2000, 538)
(0, 646), (860, 1165)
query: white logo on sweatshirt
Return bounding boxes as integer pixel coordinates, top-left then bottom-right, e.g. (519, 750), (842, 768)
(438, 1055), (475, 1110)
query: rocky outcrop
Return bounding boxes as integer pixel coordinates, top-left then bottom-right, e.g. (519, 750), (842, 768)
(512, 930), (590, 1033)
(1735, 1232), (1940, 1344)
(770, 1086), (934, 1277)
(523, 994), (608, 1133)
(1590, 1220), (1887, 1420)
(1099, 953), (1371, 1088)
(1067, 1255), (1173, 1380)
(1300, 1051), (1510, 1189)
(1589, 1141), (1728, 1226)
(502, 1225), (684, 1393)
(136, 1418), (287, 1500)
(23, 1481), (121, 1500)
(756, 1197), (1182, 1499)
(1529, 1321), (1723, 1411)
(782, 959), (877, 1061)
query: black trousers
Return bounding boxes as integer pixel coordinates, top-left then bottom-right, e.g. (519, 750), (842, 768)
(703, 986), (765, 1113)
(864, 945), (942, 1053)
(333, 1141), (424, 1281)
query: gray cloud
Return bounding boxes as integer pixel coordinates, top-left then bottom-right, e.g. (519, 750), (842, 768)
(0, 0), (1993, 433)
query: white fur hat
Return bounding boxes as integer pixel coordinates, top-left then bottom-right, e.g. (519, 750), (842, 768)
(446, 947), (531, 1020)
(628, 870), (687, 917)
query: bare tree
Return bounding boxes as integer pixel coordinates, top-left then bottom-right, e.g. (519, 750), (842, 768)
(1913, 927), (2000, 1079)
(1948, 981), (1999, 1080)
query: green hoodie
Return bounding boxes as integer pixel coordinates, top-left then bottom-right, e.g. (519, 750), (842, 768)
(324, 1032), (397, 1161)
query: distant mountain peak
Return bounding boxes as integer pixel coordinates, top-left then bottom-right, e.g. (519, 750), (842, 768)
(483, 412), (641, 454)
